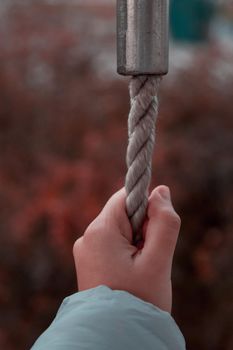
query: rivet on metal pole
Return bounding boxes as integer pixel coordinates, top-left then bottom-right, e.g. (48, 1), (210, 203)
(117, 0), (169, 76)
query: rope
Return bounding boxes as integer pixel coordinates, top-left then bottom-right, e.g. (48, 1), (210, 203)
(125, 75), (162, 245)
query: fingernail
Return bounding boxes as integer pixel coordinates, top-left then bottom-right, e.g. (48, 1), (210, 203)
(158, 186), (170, 200)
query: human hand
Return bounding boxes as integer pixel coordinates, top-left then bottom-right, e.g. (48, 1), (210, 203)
(73, 185), (181, 313)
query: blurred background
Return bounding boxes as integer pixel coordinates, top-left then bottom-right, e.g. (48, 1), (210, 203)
(0, 0), (232, 349)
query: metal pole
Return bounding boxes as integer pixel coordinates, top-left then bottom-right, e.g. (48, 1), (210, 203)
(117, 0), (169, 76)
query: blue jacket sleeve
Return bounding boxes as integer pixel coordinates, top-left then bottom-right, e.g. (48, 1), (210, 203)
(31, 285), (186, 350)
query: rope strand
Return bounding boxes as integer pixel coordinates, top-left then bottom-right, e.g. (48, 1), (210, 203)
(125, 75), (161, 244)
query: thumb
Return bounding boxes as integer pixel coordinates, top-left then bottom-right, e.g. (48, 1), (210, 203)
(138, 186), (181, 272)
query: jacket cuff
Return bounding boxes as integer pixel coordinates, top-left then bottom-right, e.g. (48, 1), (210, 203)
(32, 285), (186, 350)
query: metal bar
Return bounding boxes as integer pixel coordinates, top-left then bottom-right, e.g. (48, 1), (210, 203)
(117, 0), (169, 76)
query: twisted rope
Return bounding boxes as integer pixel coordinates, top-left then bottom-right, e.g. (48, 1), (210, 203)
(125, 75), (162, 244)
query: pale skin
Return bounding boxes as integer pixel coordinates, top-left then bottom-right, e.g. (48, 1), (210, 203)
(73, 185), (181, 314)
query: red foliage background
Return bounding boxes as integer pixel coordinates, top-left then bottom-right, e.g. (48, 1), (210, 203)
(0, 2), (232, 350)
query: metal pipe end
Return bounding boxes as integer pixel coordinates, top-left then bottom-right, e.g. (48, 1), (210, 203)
(117, 0), (169, 76)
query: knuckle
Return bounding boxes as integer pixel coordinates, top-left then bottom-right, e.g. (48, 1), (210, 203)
(158, 207), (172, 219)
(83, 219), (105, 244)
(73, 236), (84, 257)
(158, 207), (181, 229)
(171, 212), (181, 229)
(83, 227), (95, 243)
(83, 226), (97, 244)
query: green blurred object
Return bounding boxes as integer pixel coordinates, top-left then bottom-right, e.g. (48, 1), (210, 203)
(170, 0), (215, 42)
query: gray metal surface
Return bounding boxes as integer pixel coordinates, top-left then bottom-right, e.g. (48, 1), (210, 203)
(117, 0), (169, 76)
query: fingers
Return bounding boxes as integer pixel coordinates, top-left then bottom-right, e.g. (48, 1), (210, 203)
(101, 188), (133, 242)
(84, 188), (133, 243)
(138, 185), (181, 271)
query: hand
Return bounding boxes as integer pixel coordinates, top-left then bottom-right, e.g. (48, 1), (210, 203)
(73, 185), (181, 313)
